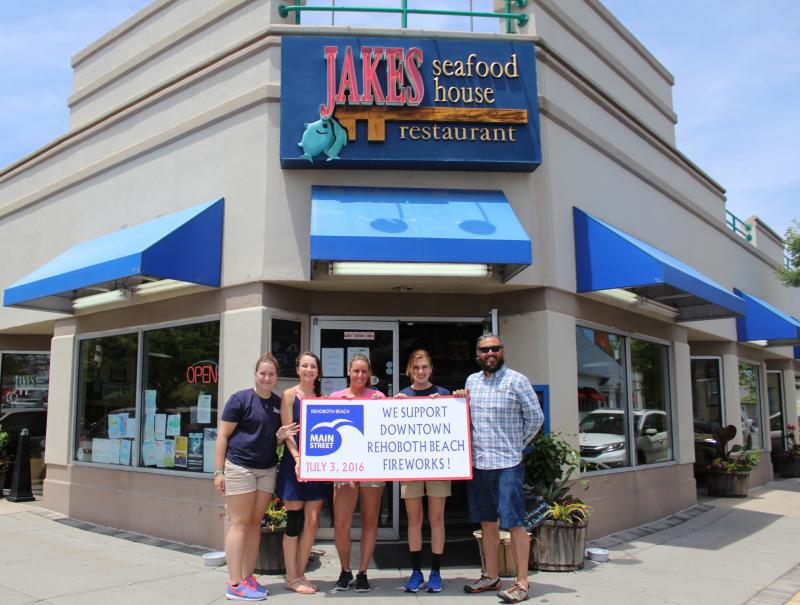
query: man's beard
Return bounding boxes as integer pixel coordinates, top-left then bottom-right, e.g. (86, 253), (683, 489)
(482, 358), (505, 373)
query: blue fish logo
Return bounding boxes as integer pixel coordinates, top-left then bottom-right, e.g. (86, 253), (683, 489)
(298, 115), (348, 162)
(305, 404), (364, 456)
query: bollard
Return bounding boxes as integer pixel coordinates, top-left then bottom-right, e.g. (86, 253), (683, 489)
(8, 428), (34, 502)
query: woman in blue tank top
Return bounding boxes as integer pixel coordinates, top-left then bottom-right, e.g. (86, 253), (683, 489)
(275, 352), (330, 593)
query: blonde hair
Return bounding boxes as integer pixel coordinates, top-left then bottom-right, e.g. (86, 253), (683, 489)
(405, 349), (432, 379)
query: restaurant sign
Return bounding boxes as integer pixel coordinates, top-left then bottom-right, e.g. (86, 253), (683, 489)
(280, 35), (541, 171)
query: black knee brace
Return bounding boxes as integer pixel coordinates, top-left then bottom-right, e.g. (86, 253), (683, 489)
(286, 509), (305, 537)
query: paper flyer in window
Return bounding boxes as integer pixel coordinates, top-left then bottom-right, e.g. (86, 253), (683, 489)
(174, 436), (188, 467)
(346, 347), (370, 365)
(164, 439), (175, 468)
(187, 432), (203, 471)
(108, 415), (122, 439)
(144, 414), (155, 441)
(154, 440), (166, 468)
(203, 428), (218, 473)
(142, 440), (158, 466)
(110, 439), (121, 465)
(197, 393), (212, 424)
(92, 438), (111, 464)
(321, 377), (347, 395)
(126, 417), (137, 439)
(155, 414), (167, 440)
(119, 439), (132, 466)
(144, 390), (157, 414)
(321, 348), (344, 377)
(166, 414), (181, 437)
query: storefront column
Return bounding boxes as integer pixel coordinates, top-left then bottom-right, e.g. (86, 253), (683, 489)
(672, 341), (694, 465)
(722, 350), (743, 446)
(219, 306), (269, 403)
(42, 319), (77, 514)
(500, 309), (578, 441)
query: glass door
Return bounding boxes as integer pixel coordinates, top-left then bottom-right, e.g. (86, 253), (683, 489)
(691, 357), (724, 477)
(767, 371), (785, 452)
(311, 319), (399, 539)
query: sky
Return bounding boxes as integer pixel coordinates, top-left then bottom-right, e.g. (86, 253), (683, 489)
(0, 0), (797, 238)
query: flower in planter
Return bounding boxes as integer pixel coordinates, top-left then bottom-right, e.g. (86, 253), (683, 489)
(786, 425), (800, 458)
(707, 425), (760, 473)
(263, 496), (287, 529)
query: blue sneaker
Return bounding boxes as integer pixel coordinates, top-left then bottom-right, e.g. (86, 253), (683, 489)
(244, 575), (268, 596)
(226, 580), (266, 601)
(404, 569), (425, 593)
(426, 570), (442, 593)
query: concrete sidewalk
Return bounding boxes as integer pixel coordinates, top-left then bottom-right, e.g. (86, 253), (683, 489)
(1, 479), (799, 605)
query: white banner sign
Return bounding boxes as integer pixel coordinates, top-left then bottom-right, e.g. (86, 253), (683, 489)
(298, 397), (472, 481)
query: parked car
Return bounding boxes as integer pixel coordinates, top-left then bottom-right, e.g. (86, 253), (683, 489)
(579, 409), (669, 469)
(0, 406), (47, 488)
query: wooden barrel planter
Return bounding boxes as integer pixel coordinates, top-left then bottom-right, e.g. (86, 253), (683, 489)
(706, 470), (749, 497)
(473, 530), (519, 577)
(255, 527), (286, 574)
(531, 520), (587, 572)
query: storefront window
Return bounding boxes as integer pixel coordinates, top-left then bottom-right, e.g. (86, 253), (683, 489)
(271, 318), (302, 378)
(75, 334), (138, 464)
(738, 362), (762, 450)
(577, 327), (628, 470)
(0, 352), (50, 408)
(577, 327), (674, 471)
(630, 338), (672, 465)
(74, 319), (220, 471)
(141, 321), (219, 472)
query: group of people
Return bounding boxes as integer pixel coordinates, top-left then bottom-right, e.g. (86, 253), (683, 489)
(214, 334), (543, 604)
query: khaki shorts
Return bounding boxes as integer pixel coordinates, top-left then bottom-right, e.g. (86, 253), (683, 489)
(224, 459), (277, 496)
(334, 481), (386, 489)
(401, 480), (452, 499)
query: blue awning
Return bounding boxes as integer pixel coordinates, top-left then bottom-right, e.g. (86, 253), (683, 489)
(310, 186), (532, 280)
(4, 199), (224, 313)
(734, 289), (800, 345)
(573, 207), (745, 321)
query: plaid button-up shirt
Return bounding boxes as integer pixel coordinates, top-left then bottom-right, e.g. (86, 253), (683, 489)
(466, 365), (543, 470)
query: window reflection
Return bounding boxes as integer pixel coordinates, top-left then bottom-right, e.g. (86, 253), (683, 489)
(577, 327), (628, 470)
(738, 363), (762, 450)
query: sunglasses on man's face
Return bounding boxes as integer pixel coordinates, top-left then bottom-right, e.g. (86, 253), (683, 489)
(478, 345), (503, 353)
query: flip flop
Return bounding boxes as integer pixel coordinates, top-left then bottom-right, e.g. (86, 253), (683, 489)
(284, 577), (316, 594)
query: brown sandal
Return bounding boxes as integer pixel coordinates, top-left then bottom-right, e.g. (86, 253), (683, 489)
(300, 576), (318, 592)
(285, 577), (316, 594)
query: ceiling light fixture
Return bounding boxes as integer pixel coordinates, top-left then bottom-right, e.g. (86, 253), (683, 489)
(72, 288), (131, 310)
(329, 262), (492, 277)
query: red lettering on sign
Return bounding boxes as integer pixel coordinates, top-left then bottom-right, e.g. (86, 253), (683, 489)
(320, 44), (425, 118)
(186, 362), (219, 384)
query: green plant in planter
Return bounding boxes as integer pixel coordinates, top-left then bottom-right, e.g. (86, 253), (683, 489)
(524, 431), (590, 525)
(0, 424), (10, 471)
(708, 424), (760, 473)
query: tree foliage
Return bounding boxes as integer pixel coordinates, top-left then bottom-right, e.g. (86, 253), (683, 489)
(776, 219), (800, 287)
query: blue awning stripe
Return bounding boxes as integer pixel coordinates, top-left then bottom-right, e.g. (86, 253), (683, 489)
(734, 288), (800, 344)
(573, 207), (745, 320)
(310, 186), (532, 266)
(4, 198), (224, 311)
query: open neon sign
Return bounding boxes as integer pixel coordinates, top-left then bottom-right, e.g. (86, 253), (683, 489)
(186, 360), (218, 384)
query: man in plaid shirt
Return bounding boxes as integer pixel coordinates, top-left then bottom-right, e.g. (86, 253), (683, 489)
(454, 333), (543, 604)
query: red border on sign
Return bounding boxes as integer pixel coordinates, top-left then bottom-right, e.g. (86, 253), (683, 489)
(298, 396), (473, 482)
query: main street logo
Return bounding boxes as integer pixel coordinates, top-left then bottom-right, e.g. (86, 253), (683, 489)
(304, 403), (365, 456)
(281, 36), (542, 171)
